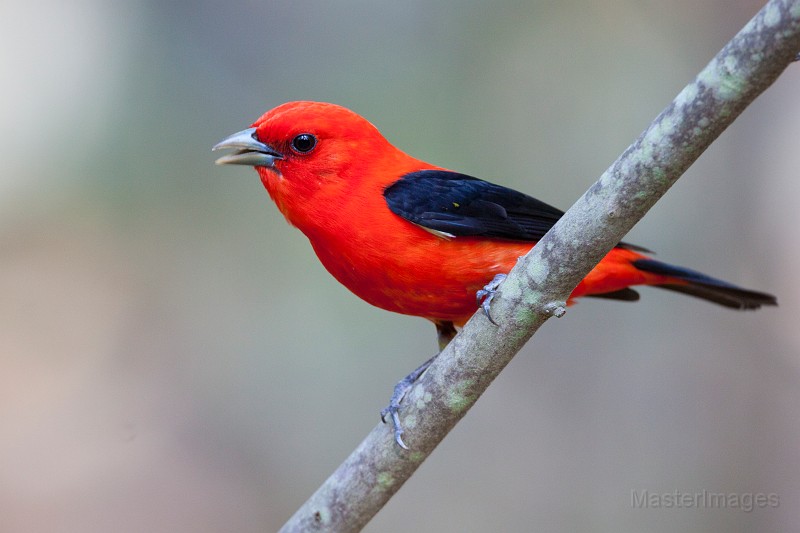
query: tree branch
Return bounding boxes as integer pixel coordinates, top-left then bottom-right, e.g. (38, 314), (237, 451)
(279, 1), (800, 531)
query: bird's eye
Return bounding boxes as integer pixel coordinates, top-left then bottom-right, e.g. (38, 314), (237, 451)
(291, 133), (317, 154)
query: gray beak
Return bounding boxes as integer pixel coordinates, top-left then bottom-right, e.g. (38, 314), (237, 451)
(212, 127), (283, 167)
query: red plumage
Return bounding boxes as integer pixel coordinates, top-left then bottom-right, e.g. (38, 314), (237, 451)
(215, 101), (774, 328)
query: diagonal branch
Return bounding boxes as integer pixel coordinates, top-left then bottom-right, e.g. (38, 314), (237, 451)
(279, 1), (800, 531)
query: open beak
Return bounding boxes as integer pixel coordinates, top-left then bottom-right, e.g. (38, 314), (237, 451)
(212, 127), (283, 167)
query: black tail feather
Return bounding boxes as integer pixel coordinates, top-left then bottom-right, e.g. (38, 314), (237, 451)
(632, 258), (777, 310)
(586, 287), (641, 302)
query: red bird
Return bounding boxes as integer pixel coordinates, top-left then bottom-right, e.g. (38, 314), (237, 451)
(214, 101), (776, 447)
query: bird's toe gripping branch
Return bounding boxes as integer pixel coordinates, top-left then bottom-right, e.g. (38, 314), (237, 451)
(380, 353), (438, 450)
(476, 274), (507, 325)
(380, 404), (407, 450)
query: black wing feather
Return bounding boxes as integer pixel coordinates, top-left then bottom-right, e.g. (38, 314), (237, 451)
(384, 170), (646, 251)
(384, 170), (564, 241)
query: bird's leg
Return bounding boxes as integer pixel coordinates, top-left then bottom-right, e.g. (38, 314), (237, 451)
(381, 321), (457, 449)
(435, 320), (458, 351)
(476, 273), (507, 325)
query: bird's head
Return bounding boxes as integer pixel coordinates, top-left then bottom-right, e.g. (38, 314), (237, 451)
(214, 102), (405, 212)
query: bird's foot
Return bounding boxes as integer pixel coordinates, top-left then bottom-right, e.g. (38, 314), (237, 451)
(476, 273), (507, 325)
(380, 402), (407, 450)
(380, 353), (438, 449)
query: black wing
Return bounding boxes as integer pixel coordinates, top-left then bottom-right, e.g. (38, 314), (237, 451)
(384, 169), (648, 250)
(384, 170), (564, 241)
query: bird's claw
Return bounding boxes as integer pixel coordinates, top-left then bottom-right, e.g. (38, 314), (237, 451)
(476, 273), (507, 325)
(380, 403), (409, 450)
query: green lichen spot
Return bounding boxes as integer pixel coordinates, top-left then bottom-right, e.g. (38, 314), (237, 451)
(515, 307), (534, 325)
(415, 390), (433, 410)
(763, 3), (781, 26)
(723, 54), (738, 72)
(717, 68), (745, 101)
(651, 166), (667, 180)
(698, 60), (722, 93)
(638, 141), (655, 161)
(633, 190), (650, 204)
(404, 413), (418, 429)
(527, 260), (548, 284)
(649, 109), (677, 140)
(409, 451), (426, 463)
(376, 471), (395, 489)
(447, 379), (475, 413)
(675, 83), (698, 109)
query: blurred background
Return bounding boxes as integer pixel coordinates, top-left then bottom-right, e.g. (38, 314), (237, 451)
(1, 0), (798, 531)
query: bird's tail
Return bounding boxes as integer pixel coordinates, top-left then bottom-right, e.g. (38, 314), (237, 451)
(632, 258), (777, 310)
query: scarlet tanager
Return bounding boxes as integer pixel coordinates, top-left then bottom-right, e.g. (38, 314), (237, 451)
(214, 101), (776, 448)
